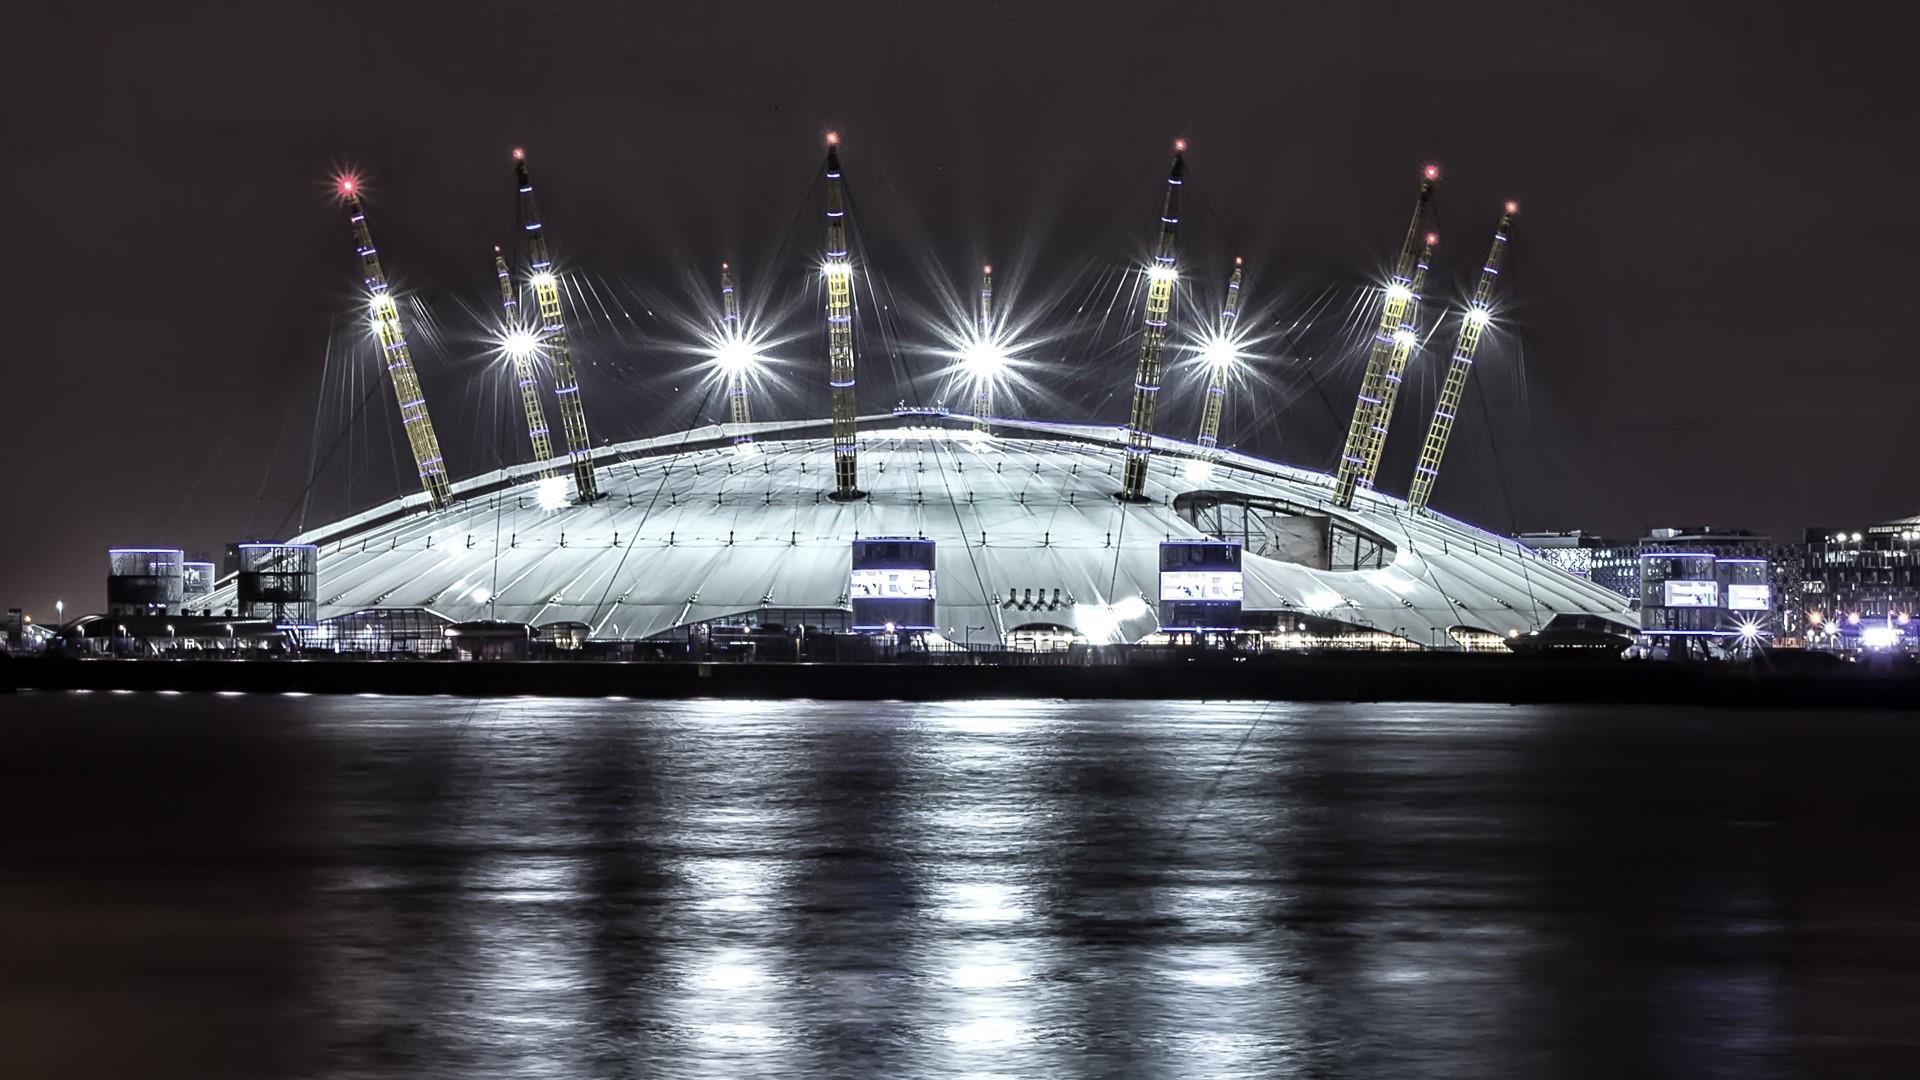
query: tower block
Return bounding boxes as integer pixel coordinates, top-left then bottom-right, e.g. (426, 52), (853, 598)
(1119, 141), (1187, 502)
(494, 246), (557, 477)
(1332, 165), (1439, 507)
(338, 177), (453, 509)
(822, 134), (861, 500)
(514, 149), (600, 503)
(1195, 256), (1245, 455)
(1407, 203), (1518, 512)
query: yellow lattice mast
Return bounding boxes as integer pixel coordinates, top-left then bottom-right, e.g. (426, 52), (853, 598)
(822, 133), (861, 500)
(337, 176), (453, 510)
(493, 245), (557, 477)
(1195, 256), (1245, 455)
(1119, 140), (1187, 502)
(513, 148), (600, 503)
(720, 262), (754, 447)
(1353, 232), (1436, 493)
(1408, 201), (1518, 512)
(971, 264), (994, 433)
(1332, 164), (1440, 508)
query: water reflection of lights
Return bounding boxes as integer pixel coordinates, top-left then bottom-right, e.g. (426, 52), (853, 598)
(945, 1016), (1031, 1046)
(690, 948), (770, 992)
(935, 880), (1029, 924)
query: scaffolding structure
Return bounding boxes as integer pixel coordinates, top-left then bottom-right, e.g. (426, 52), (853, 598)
(1195, 257), (1245, 455)
(1332, 165), (1439, 508)
(1408, 203), (1518, 512)
(494, 246), (557, 477)
(1119, 142), (1187, 501)
(514, 149), (600, 503)
(822, 134), (861, 500)
(339, 178), (453, 509)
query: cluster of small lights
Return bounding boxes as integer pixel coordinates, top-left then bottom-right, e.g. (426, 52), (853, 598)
(821, 259), (853, 279)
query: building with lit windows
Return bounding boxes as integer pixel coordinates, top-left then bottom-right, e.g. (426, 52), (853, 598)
(1802, 518), (1920, 651)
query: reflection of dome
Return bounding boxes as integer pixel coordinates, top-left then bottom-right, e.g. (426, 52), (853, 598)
(199, 416), (1633, 647)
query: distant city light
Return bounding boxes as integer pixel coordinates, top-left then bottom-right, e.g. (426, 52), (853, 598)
(1861, 624), (1900, 649)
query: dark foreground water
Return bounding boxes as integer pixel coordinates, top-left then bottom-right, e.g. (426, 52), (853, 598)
(1, 693), (1917, 1078)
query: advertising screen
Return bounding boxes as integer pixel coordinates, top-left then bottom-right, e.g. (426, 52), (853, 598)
(1726, 584), (1772, 611)
(1662, 580), (1719, 608)
(849, 568), (936, 600)
(1159, 571), (1244, 602)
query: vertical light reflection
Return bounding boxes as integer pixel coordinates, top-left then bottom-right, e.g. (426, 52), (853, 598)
(910, 703), (1060, 1067)
(653, 702), (805, 1072)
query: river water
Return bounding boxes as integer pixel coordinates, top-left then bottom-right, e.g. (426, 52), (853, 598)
(0, 692), (1914, 1078)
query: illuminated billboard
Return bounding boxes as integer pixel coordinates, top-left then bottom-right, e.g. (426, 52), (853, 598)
(1159, 540), (1243, 631)
(1662, 580), (1718, 608)
(1725, 584), (1772, 611)
(849, 569), (936, 600)
(1158, 571), (1244, 602)
(850, 538), (937, 632)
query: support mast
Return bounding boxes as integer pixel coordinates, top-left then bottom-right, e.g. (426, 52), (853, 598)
(339, 178), (453, 510)
(971, 263), (994, 433)
(1332, 165), (1440, 508)
(1195, 256), (1244, 454)
(1354, 233), (1436, 494)
(822, 133), (861, 500)
(1407, 202), (1518, 512)
(721, 262), (753, 447)
(514, 148), (600, 503)
(494, 245), (557, 477)
(1119, 140), (1187, 501)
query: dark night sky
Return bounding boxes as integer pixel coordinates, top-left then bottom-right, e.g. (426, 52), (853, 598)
(4, 1), (1914, 616)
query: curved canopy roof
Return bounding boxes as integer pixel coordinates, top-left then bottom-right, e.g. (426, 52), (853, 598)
(201, 415), (1633, 646)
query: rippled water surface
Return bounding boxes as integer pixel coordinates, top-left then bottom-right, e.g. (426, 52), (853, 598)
(2, 692), (1917, 1078)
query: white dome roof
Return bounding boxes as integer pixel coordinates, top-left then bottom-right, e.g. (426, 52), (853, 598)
(203, 415), (1633, 646)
